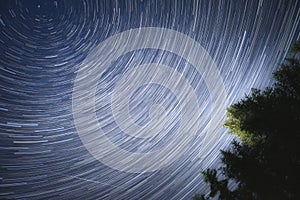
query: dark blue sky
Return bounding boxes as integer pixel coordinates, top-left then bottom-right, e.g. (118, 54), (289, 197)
(0, 0), (300, 199)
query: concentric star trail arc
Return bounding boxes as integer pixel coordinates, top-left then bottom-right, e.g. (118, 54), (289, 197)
(0, 0), (300, 199)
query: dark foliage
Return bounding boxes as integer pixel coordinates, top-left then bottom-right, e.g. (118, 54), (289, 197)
(197, 42), (300, 200)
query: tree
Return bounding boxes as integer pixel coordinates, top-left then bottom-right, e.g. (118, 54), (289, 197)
(197, 42), (300, 200)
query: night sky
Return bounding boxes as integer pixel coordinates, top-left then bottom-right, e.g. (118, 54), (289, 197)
(1, 0), (300, 199)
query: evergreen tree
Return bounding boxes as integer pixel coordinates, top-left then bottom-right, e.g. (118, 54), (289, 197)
(197, 42), (300, 200)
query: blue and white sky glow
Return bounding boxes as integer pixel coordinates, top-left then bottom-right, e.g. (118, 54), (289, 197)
(1, 0), (300, 199)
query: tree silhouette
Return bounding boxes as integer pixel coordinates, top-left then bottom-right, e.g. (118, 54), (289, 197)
(197, 42), (300, 200)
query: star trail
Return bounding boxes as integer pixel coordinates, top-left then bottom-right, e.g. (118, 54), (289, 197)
(1, 0), (300, 199)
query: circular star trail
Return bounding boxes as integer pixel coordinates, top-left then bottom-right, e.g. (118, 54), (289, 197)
(1, 0), (300, 199)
